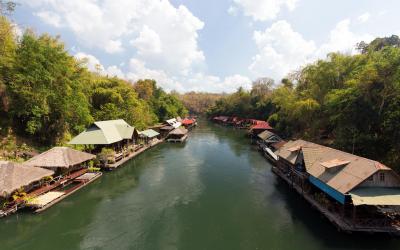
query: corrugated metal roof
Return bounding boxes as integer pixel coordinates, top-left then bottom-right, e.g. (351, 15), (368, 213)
(166, 118), (182, 128)
(301, 141), (391, 194)
(250, 121), (272, 130)
(350, 187), (400, 206)
(276, 140), (316, 165)
(69, 119), (135, 145)
(257, 130), (275, 140)
(140, 129), (160, 138)
(182, 118), (195, 125)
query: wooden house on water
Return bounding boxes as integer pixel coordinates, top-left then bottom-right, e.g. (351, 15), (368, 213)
(159, 118), (182, 137)
(256, 130), (281, 147)
(0, 161), (54, 217)
(167, 127), (188, 143)
(256, 130), (286, 163)
(69, 119), (140, 162)
(274, 139), (400, 234)
(248, 121), (273, 137)
(139, 129), (160, 146)
(23, 147), (101, 213)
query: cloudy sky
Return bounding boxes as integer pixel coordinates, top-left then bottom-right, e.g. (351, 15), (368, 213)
(14, 0), (400, 93)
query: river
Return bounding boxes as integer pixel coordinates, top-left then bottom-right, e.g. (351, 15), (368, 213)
(1, 120), (400, 250)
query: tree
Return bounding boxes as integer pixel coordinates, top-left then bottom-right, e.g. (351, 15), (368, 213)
(7, 31), (93, 144)
(133, 79), (188, 121)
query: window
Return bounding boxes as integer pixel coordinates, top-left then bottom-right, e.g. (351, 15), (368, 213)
(367, 175), (373, 181)
(379, 172), (385, 182)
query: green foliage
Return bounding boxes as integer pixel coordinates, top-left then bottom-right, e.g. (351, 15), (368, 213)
(207, 80), (275, 119)
(0, 16), (188, 150)
(177, 92), (225, 114)
(134, 79), (188, 121)
(6, 31), (93, 144)
(88, 77), (158, 130)
(98, 147), (116, 164)
(208, 36), (400, 171)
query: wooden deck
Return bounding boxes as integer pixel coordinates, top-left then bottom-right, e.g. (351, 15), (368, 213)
(105, 139), (164, 169)
(271, 166), (400, 235)
(29, 171), (102, 213)
(0, 169), (89, 218)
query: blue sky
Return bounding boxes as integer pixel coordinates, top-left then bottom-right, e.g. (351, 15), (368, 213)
(13, 0), (400, 93)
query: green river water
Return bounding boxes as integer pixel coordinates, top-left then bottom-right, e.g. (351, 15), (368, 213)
(1, 120), (400, 250)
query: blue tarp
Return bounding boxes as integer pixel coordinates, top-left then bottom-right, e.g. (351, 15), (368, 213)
(309, 176), (346, 204)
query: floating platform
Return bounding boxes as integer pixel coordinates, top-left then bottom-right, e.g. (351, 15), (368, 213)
(105, 139), (163, 170)
(271, 166), (400, 235)
(167, 134), (188, 143)
(27, 171), (102, 213)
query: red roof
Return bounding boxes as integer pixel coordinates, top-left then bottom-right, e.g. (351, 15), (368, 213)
(250, 121), (273, 130)
(182, 118), (195, 125)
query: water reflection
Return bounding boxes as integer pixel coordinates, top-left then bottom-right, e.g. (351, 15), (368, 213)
(80, 138), (206, 249)
(1, 120), (400, 250)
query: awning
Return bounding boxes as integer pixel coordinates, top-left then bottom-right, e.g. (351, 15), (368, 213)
(350, 188), (400, 206)
(140, 129), (160, 138)
(265, 147), (278, 161)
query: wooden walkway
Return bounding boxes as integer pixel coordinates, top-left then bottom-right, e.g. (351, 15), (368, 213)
(105, 139), (164, 169)
(271, 166), (400, 235)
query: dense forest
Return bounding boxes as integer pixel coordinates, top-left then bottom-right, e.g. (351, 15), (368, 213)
(176, 92), (225, 114)
(0, 13), (187, 157)
(208, 35), (400, 171)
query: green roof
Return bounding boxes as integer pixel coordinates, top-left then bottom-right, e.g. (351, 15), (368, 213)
(69, 119), (135, 145)
(140, 129), (160, 138)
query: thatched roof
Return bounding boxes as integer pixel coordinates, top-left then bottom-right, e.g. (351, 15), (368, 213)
(0, 161), (54, 198)
(24, 147), (95, 169)
(170, 127), (188, 135)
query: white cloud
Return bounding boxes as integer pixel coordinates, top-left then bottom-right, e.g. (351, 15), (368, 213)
(74, 52), (125, 78)
(105, 65), (125, 78)
(34, 11), (62, 27)
(316, 19), (373, 56)
(249, 19), (373, 81)
(357, 12), (370, 23)
(24, 0), (210, 92)
(131, 25), (162, 55)
(104, 40), (123, 54)
(249, 20), (316, 79)
(75, 52), (105, 72)
(24, 0), (205, 76)
(227, 5), (238, 16)
(126, 58), (251, 93)
(229, 0), (300, 21)
(127, 58), (183, 91)
(73, 51), (250, 93)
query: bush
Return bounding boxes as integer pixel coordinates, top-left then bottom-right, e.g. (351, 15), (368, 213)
(98, 148), (115, 164)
